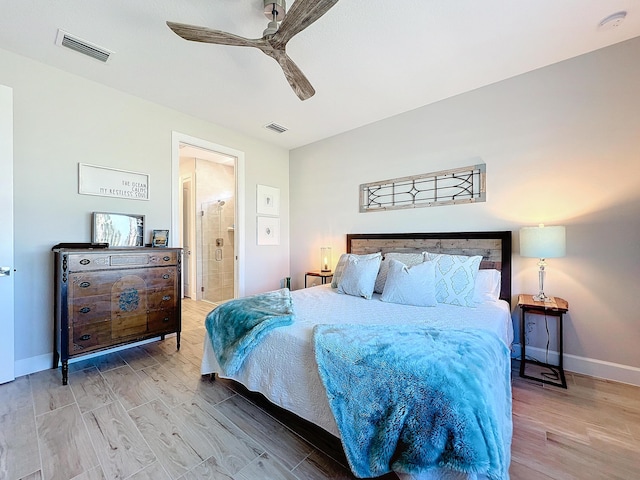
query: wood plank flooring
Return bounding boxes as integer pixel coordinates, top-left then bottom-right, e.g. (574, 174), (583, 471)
(0, 298), (638, 480)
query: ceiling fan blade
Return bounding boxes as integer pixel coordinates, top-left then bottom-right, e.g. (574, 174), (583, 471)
(268, 50), (315, 100)
(270, 0), (339, 50)
(167, 15), (319, 100)
(167, 21), (259, 48)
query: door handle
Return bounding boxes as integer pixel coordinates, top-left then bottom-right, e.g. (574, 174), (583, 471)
(0, 267), (10, 277)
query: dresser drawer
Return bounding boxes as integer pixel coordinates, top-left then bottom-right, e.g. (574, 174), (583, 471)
(148, 308), (178, 334)
(144, 267), (178, 288)
(68, 295), (111, 326)
(68, 250), (179, 272)
(69, 268), (176, 299)
(71, 320), (112, 353)
(69, 271), (125, 297)
(112, 312), (148, 339)
(148, 287), (178, 310)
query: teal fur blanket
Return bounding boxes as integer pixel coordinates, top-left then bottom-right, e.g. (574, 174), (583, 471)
(313, 324), (512, 480)
(205, 288), (294, 376)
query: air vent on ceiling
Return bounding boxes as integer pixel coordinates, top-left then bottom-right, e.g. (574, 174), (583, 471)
(55, 29), (113, 63)
(264, 122), (288, 134)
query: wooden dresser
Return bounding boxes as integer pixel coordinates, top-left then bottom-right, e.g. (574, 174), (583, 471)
(53, 247), (182, 384)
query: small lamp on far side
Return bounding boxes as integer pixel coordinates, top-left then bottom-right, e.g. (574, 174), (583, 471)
(320, 247), (332, 272)
(520, 224), (566, 303)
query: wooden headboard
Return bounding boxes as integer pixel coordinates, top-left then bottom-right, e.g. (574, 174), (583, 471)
(347, 231), (512, 304)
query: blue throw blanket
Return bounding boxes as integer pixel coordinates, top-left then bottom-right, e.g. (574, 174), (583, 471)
(205, 288), (294, 376)
(313, 324), (512, 480)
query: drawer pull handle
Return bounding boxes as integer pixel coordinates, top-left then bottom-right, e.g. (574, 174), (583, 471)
(79, 307), (91, 314)
(80, 334), (91, 341)
(162, 295), (171, 301)
(162, 274), (170, 279)
(163, 256), (171, 261)
(79, 259), (90, 265)
(163, 317), (170, 323)
(79, 281), (91, 288)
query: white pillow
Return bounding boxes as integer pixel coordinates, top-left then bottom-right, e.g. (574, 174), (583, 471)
(331, 252), (381, 289)
(425, 252), (482, 307)
(374, 252), (426, 294)
(473, 269), (501, 303)
(337, 254), (382, 299)
(380, 259), (437, 307)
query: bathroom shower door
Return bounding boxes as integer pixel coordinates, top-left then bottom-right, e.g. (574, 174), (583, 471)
(200, 199), (235, 303)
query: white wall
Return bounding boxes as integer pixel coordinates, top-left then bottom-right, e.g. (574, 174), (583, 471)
(290, 38), (640, 384)
(0, 47), (290, 375)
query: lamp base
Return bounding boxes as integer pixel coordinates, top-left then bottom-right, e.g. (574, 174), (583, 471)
(533, 262), (557, 304)
(533, 293), (556, 304)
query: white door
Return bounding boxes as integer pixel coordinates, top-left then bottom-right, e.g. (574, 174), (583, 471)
(181, 175), (194, 298)
(0, 85), (15, 384)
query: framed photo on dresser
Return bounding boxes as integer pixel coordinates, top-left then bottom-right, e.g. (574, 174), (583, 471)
(152, 229), (169, 248)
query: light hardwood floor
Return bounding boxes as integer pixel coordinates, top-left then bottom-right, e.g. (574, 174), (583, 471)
(0, 298), (638, 480)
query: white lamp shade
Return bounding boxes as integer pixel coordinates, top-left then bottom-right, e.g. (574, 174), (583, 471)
(520, 225), (566, 258)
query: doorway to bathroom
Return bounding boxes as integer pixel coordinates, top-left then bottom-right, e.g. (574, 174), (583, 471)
(179, 144), (237, 303)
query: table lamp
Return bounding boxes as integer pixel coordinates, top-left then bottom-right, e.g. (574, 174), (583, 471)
(519, 224), (566, 303)
(320, 247), (332, 272)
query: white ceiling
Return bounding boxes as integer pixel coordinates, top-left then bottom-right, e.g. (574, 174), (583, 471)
(1, 1), (639, 150)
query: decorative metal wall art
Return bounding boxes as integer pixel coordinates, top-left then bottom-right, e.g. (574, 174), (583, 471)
(359, 164), (486, 213)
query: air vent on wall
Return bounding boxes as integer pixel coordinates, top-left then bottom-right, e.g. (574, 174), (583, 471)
(264, 122), (288, 134)
(55, 29), (113, 63)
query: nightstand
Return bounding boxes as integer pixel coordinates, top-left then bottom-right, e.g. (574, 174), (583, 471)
(518, 294), (569, 388)
(305, 271), (333, 288)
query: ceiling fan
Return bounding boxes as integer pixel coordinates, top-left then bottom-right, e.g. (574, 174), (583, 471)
(167, 0), (339, 101)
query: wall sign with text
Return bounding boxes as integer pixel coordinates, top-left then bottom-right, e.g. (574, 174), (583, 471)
(78, 163), (150, 200)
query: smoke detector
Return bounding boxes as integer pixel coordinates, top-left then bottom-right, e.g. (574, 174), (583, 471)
(598, 11), (627, 30)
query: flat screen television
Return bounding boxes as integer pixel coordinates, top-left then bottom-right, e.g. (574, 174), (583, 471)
(92, 212), (145, 247)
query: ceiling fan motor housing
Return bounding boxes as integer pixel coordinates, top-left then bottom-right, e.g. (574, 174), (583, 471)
(264, 0), (286, 21)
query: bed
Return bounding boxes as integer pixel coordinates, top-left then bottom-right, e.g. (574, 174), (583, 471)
(201, 231), (513, 480)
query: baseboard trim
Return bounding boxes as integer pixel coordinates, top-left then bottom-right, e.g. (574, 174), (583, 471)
(512, 344), (640, 387)
(15, 353), (53, 378)
(14, 336), (164, 378)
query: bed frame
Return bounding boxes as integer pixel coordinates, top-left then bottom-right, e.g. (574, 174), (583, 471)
(347, 231), (512, 304)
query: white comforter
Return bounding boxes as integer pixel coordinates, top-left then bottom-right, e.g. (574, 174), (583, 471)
(201, 284), (514, 479)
